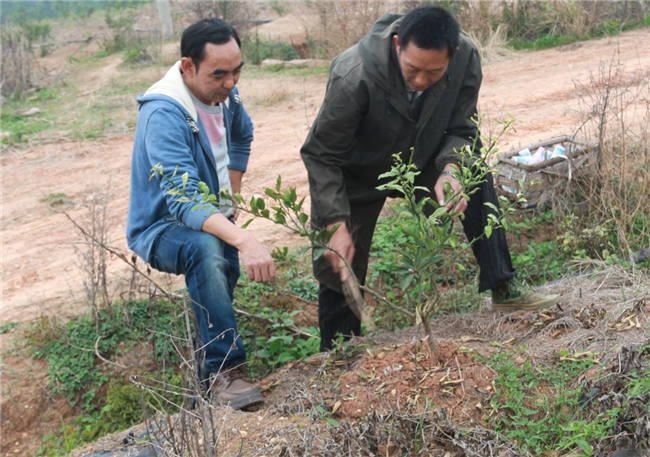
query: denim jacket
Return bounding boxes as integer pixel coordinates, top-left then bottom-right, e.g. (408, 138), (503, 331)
(127, 61), (253, 263)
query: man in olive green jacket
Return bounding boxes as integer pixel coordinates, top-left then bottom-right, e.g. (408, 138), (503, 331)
(301, 6), (559, 351)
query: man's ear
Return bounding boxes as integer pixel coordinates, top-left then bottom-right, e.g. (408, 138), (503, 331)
(180, 56), (194, 75)
(392, 34), (401, 54)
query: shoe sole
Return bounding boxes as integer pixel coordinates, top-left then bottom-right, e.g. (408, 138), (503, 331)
(492, 294), (560, 311)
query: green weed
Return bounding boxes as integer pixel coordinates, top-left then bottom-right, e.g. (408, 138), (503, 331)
(235, 274), (320, 377)
(0, 321), (19, 334)
(246, 64), (328, 77)
(511, 240), (569, 285)
(25, 300), (181, 408)
(35, 372), (183, 457)
(1, 109), (51, 144)
(243, 37), (300, 65)
(40, 192), (69, 207)
(27, 299), (185, 455)
(486, 349), (612, 455)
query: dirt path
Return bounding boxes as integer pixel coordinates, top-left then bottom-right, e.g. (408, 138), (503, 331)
(1, 28), (649, 325)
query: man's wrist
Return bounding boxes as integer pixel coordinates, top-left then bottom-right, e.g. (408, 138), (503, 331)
(439, 170), (457, 179)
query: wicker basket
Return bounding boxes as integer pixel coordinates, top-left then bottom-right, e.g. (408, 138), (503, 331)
(494, 135), (599, 208)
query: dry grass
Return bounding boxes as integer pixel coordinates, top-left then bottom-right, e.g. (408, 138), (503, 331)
(1, 25), (34, 96)
(466, 23), (514, 64)
(572, 50), (650, 259)
(299, 0), (403, 59)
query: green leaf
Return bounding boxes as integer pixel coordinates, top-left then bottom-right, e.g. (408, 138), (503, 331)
(326, 417), (340, 428)
(274, 213), (286, 224)
(241, 218), (253, 229)
(296, 196), (305, 211)
(431, 206), (448, 220)
(249, 196), (259, 214)
(485, 225), (493, 238)
(265, 188), (279, 199)
(483, 202), (499, 212)
(575, 439), (592, 453)
(400, 274), (414, 290)
(198, 181), (209, 194)
(181, 172), (189, 190)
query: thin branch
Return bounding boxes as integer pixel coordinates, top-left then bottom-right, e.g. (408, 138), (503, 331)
(64, 211), (184, 303)
(233, 304), (315, 339)
(359, 285), (415, 318)
(95, 334), (128, 369)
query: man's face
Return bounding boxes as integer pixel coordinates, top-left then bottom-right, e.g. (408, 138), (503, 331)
(181, 38), (243, 105)
(393, 35), (449, 92)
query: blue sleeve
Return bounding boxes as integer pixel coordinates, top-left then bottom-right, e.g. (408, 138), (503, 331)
(145, 107), (218, 231)
(227, 88), (254, 172)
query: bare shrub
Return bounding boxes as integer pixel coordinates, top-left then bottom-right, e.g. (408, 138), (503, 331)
(572, 50), (650, 259)
(0, 24), (34, 96)
(66, 186), (113, 325)
(302, 0), (403, 59)
(466, 22), (512, 63)
(180, 0), (259, 34)
(500, 0), (649, 43)
(93, 4), (163, 64)
(128, 296), (255, 457)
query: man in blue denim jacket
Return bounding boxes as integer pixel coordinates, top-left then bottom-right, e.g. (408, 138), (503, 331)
(127, 18), (275, 410)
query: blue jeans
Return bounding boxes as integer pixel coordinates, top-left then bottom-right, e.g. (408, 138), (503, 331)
(150, 223), (245, 377)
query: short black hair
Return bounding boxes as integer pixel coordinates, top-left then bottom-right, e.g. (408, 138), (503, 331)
(398, 6), (460, 58)
(181, 18), (241, 69)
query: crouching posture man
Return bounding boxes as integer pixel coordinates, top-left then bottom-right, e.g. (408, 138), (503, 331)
(127, 18), (275, 410)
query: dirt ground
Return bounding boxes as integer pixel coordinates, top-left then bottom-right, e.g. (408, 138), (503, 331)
(1, 27), (650, 456)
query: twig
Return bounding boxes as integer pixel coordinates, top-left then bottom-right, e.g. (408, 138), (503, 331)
(359, 285), (415, 318)
(95, 334), (128, 369)
(233, 304), (315, 339)
(63, 211), (182, 304)
(455, 355), (466, 398)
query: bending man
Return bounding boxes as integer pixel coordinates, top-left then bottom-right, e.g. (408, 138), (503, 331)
(301, 6), (559, 351)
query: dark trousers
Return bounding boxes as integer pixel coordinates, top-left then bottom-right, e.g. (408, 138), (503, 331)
(316, 171), (515, 351)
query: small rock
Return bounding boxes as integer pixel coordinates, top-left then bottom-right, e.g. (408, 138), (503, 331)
(611, 449), (645, 457)
(22, 107), (41, 116)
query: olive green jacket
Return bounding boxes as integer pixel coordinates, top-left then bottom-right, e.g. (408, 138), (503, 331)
(300, 13), (482, 228)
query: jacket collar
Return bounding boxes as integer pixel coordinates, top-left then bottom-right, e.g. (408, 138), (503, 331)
(142, 61), (198, 121)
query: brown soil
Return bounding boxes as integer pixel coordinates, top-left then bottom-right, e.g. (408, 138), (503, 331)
(1, 25), (649, 457)
(337, 340), (494, 423)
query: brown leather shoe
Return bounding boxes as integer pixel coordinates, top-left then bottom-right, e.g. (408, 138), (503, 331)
(209, 365), (264, 410)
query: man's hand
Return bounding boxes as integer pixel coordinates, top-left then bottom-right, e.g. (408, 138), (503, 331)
(238, 232), (276, 284)
(201, 212), (275, 284)
(433, 164), (468, 214)
(324, 221), (355, 281)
